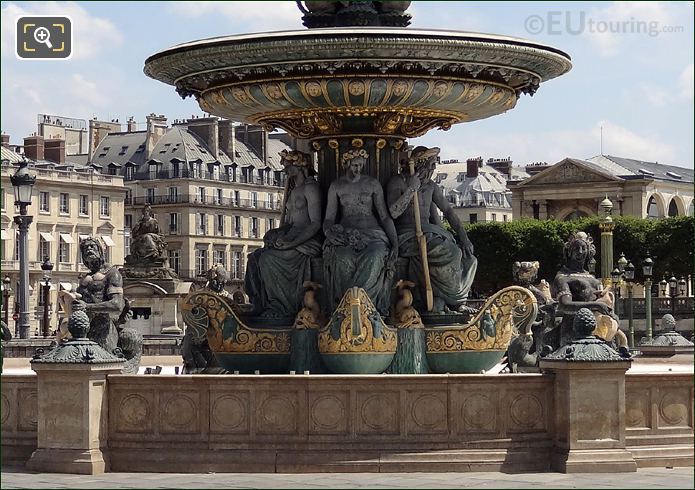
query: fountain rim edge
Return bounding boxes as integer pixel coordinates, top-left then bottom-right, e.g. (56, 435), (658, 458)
(144, 27), (572, 66)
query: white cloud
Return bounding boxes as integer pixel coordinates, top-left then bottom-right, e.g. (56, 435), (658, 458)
(1, 1), (123, 59)
(168, 1), (301, 32)
(584, 1), (676, 57)
(415, 119), (676, 166)
(679, 63), (694, 100)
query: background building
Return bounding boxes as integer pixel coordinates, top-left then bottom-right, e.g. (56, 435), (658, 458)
(433, 156), (529, 223)
(1, 137), (126, 335)
(89, 114), (292, 288)
(510, 155), (694, 220)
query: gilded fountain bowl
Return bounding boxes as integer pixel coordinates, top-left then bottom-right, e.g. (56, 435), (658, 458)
(144, 28), (571, 138)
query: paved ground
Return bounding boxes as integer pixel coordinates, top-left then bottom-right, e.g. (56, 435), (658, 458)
(1, 467), (693, 489)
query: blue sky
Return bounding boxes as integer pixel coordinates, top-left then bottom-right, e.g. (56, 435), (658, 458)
(1, 1), (693, 169)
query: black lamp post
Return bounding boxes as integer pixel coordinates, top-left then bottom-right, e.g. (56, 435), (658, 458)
(624, 261), (635, 349)
(40, 257), (53, 338)
(659, 278), (668, 298)
(669, 275), (678, 317)
(678, 277), (687, 297)
(642, 254), (654, 342)
(2, 276), (11, 329)
(611, 268), (621, 315)
(10, 159), (36, 339)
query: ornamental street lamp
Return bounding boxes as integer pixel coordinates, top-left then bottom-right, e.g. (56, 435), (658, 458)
(624, 261), (635, 349)
(611, 268), (622, 315)
(40, 257), (53, 338)
(10, 159), (36, 339)
(659, 277), (668, 298)
(2, 276), (11, 328)
(678, 277), (687, 297)
(617, 253), (628, 273)
(642, 254), (654, 342)
(669, 276), (678, 317)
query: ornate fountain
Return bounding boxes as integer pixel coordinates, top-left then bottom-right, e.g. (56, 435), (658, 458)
(147, 1), (571, 374)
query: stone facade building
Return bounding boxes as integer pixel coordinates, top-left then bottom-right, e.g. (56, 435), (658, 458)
(1, 138), (126, 335)
(510, 155), (694, 220)
(89, 115), (292, 288)
(433, 157), (529, 223)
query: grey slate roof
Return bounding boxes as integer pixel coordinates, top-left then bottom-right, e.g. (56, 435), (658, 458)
(587, 155), (693, 183)
(1, 146), (24, 163)
(433, 162), (512, 208)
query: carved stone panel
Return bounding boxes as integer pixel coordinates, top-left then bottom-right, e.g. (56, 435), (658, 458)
(159, 391), (201, 435)
(458, 391), (499, 434)
(406, 390), (447, 435)
(1, 391), (12, 430)
(255, 390), (300, 435)
(210, 391), (250, 435)
(17, 387), (38, 433)
(308, 391), (349, 435)
(40, 382), (80, 446)
(114, 390), (154, 434)
(507, 391), (545, 433)
(356, 391), (400, 436)
(658, 389), (690, 428)
(626, 388), (651, 429)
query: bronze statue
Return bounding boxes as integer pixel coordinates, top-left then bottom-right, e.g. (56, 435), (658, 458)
(125, 204), (167, 266)
(245, 150), (323, 317)
(323, 148), (398, 314)
(551, 232), (619, 348)
(386, 146), (477, 313)
(73, 237), (142, 373)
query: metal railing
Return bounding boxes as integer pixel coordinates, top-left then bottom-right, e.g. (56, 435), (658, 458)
(616, 297), (694, 318)
(126, 169), (284, 187)
(125, 194), (281, 212)
(176, 269), (245, 282)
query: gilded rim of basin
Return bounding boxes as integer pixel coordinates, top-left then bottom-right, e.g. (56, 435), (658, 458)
(144, 28), (571, 136)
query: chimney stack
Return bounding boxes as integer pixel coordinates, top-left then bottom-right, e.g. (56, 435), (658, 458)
(1, 134), (9, 148)
(44, 139), (66, 164)
(186, 116), (219, 158)
(127, 116), (137, 132)
(466, 156), (483, 178)
(219, 120), (236, 161)
(145, 114), (168, 159)
(24, 135), (45, 161)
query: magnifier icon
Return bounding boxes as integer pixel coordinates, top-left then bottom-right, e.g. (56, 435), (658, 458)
(33, 27), (53, 49)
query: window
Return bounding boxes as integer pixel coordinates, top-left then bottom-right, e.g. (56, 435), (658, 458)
(172, 162), (180, 178)
(265, 194), (272, 209)
(215, 188), (223, 205)
(125, 166), (134, 180)
(39, 237), (50, 263)
(59, 193), (69, 214)
(124, 189), (132, 205)
(213, 249), (226, 267)
(503, 214), (508, 222)
(212, 165), (220, 180)
(100, 196), (110, 217)
(232, 251), (242, 279)
(230, 165), (237, 182)
(146, 188), (155, 204)
(195, 248), (208, 276)
(59, 241), (70, 263)
(251, 192), (258, 208)
(198, 187), (206, 203)
(169, 213), (178, 233)
(233, 190), (240, 206)
(168, 187), (178, 203)
(233, 216), (241, 237)
(0, 192), (4, 211)
(169, 249), (180, 275)
(149, 163), (159, 179)
(469, 213), (478, 224)
(14, 231), (20, 261)
(197, 213), (207, 235)
(491, 213), (497, 222)
(251, 217), (259, 238)
(646, 196), (659, 219)
(125, 214), (133, 229)
(124, 233), (131, 258)
(40, 192), (50, 212)
(268, 218), (276, 231)
(216, 214), (225, 236)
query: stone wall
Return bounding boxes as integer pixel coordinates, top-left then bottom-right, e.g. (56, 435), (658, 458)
(107, 374), (555, 472)
(1, 375), (37, 464)
(3, 337), (182, 358)
(2, 371), (693, 473)
(626, 373), (694, 467)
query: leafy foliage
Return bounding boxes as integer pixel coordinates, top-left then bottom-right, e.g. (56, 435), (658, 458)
(464, 216), (694, 295)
